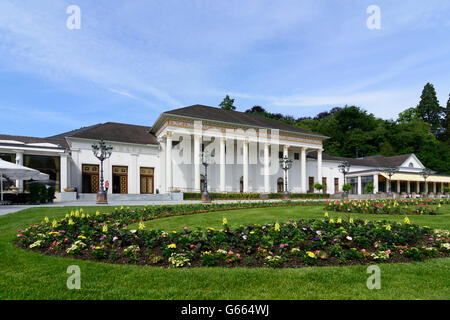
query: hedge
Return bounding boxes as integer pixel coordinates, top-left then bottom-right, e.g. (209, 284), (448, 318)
(184, 192), (330, 200)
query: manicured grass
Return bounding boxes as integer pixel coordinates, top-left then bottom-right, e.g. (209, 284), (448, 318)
(1, 205), (449, 299)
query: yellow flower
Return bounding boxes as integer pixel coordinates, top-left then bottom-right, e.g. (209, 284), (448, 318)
(95, 211), (100, 216)
(138, 222), (146, 230)
(324, 212), (329, 218)
(168, 243), (176, 249)
(329, 219), (335, 223)
(385, 225), (391, 231)
(52, 220), (58, 228)
(77, 235), (86, 239)
(349, 218), (354, 224)
(68, 218), (74, 225)
(223, 217), (228, 225)
(44, 217), (49, 223)
(306, 251), (315, 258)
(404, 216), (410, 224)
(337, 218), (342, 223)
(274, 222), (280, 231)
(102, 225), (108, 233)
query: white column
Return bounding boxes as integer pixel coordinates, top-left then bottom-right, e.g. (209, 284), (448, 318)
(397, 180), (400, 193)
(243, 140), (249, 192)
(194, 134), (201, 192)
(357, 176), (362, 195)
(60, 154), (68, 192)
(441, 182), (444, 194)
(317, 149), (322, 193)
(433, 182), (437, 194)
(416, 181), (420, 193)
(15, 151), (24, 192)
(220, 137), (226, 192)
(407, 181), (411, 194)
(166, 131), (172, 192)
(373, 174), (378, 194)
(300, 147), (307, 193)
(283, 145), (289, 192)
(264, 142), (270, 193)
(424, 181), (428, 194)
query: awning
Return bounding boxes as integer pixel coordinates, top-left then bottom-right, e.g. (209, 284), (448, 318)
(379, 173), (450, 183)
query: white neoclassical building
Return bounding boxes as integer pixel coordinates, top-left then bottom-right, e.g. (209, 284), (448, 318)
(1, 104), (449, 201)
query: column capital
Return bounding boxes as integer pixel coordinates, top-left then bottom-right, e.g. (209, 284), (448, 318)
(166, 131), (173, 138)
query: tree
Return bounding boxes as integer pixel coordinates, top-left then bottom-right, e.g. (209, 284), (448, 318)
(416, 83), (444, 135)
(245, 105), (266, 113)
(397, 107), (420, 123)
(443, 94), (450, 143)
(219, 95), (236, 110)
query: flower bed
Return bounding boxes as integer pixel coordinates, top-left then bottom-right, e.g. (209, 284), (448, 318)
(16, 206), (450, 268)
(325, 199), (449, 215)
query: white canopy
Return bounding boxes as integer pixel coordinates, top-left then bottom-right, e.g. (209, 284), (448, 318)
(0, 159), (50, 201)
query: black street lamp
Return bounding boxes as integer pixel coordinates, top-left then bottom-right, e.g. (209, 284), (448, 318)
(338, 161), (350, 187)
(92, 140), (113, 204)
(279, 155), (293, 199)
(379, 166), (399, 196)
(200, 150), (211, 203)
(421, 168), (434, 197)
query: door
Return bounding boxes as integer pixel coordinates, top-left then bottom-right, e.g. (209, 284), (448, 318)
(140, 167), (154, 194)
(308, 177), (314, 193)
(112, 166), (128, 194)
(277, 177), (284, 193)
(81, 164), (99, 193)
(334, 178), (339, 193)
(322, 177), (327, 194)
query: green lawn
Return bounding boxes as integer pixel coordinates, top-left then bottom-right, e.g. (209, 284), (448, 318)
(1, 205), (449, 300)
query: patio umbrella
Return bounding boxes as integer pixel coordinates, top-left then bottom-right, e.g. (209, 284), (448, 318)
(0, 159), (50, 201)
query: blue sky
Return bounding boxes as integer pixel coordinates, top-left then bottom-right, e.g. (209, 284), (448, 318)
(0, 0), (449, 137)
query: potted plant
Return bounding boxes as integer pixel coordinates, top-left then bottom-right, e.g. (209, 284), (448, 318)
(364, 183), (374, 198)
(314, 183), (323, 194)
(342, 184), (352, 199)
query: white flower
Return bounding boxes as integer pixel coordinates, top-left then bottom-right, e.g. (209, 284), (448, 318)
(346, 236), (353, 241)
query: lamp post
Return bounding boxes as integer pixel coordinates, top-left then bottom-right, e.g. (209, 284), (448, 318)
(421, 168), (434, 197)
(279, 155), (293, 199)
(338, 161), (350, 191)
(200, 150), (211, 203)
(379, 166), (399, 197)
(92, 140), (113, 204)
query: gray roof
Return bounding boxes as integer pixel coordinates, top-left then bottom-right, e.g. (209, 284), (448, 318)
(48, 122), (158, 145)
(307, 151), (413, 167)
(0, 134), (68, 149)
(163, 104), (327, 138)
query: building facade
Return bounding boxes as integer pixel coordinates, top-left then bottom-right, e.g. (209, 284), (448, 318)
(1, 104), (449, 200)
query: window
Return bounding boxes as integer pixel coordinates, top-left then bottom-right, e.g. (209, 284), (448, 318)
(347, 177), (358, 194)
(409, 162), (414, 168)
(278, 151), (283, 159)
(294, 153), (299, 160)
(361, 176), (374, 194)
(24, 155), (61, 192)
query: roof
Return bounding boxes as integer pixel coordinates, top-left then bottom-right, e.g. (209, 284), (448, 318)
(162, 104), (327, 138)
(307, 151), (413, 168)
(0, 134), (68, 149)
(49, 122), (158, 145)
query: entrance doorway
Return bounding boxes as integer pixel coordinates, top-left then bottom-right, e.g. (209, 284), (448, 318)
(81, 164), (99, 193)
(308, 177), (314, 193)
(112, 166), (128, 194)
(277, 177), (284, 193)
(140, 167), (154, 194)
(334, 178), (339, 193)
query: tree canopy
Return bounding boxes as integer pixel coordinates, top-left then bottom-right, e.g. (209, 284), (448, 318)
(219, 95), (236, 110)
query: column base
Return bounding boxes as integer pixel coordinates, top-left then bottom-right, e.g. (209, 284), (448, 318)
(96, 192), (108, 204)
(282, 192), (291, 200)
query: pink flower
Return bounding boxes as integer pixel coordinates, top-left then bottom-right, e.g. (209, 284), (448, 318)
(112, 236), (118, 242)
(280, 244), (284, 248)
(183, 227), (187, 230)
(189, 244), (194, 248)
(236, 253), (241, 258)
(228, 250), (233, 255)
(386, 250), (391, 255)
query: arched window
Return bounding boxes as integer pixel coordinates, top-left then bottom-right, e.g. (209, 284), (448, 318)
(409, 162), (414, 168)
(277, 177), (284, 193)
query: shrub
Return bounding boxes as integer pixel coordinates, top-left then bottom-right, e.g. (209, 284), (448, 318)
(200, 251), (218, 266)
